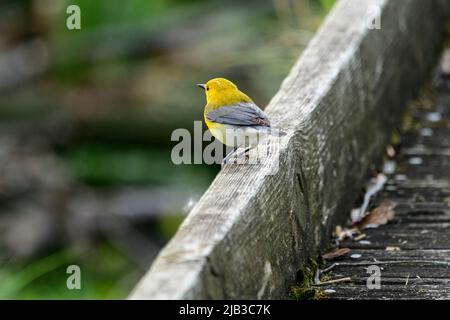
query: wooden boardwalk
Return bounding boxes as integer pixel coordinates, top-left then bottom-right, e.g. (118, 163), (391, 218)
(130, 1), (450, 299)
(321, 50), (450, 300)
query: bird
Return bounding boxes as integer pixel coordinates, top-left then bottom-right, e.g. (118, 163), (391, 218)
(197, 78), (285, 165)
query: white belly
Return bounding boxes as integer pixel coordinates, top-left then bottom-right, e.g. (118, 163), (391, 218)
(209, 125), (270, 148)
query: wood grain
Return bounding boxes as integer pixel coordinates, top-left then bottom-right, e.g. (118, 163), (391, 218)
(130, 0), (450, 299)
(321, 71), (450, 299)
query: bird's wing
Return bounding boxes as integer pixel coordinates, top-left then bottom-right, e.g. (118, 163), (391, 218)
(205, 102), (270, 127)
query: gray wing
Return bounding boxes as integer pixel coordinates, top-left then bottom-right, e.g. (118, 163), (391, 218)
(206, 102), (270, 127)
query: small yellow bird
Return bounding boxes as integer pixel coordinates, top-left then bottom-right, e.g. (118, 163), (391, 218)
(197, 78), (284, 164)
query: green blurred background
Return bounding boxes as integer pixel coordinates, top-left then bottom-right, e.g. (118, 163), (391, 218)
(0, 0), (334, 299)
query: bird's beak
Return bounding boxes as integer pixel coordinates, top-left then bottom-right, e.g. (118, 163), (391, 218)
(197, 83), (206, 90)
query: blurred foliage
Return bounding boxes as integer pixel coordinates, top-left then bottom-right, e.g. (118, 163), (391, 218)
(155, 214), (187, 239)
(0, 0), (335, 299)
(0, 244), (138, 299)
(61, 144), (215, 187)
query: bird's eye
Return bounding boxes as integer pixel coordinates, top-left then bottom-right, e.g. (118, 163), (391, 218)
(206, 87), (209, 91)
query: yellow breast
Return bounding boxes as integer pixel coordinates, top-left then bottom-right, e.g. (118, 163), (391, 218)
(205, 116), (230, 146)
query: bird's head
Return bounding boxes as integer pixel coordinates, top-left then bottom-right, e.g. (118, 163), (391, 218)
(197, 78), (239, 104)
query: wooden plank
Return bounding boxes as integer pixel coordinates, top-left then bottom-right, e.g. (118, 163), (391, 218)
(319, 52), (450, 299)
(322, 285), (450, 300)
(327, 249), (450, 260)
(341, 234), (450, 250)
(129, 0), (450, 299)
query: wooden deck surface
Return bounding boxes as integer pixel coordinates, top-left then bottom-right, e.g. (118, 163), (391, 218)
(321, 49), (450, 300)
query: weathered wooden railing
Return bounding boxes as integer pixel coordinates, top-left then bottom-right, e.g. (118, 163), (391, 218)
(130, 0), (450, 299)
